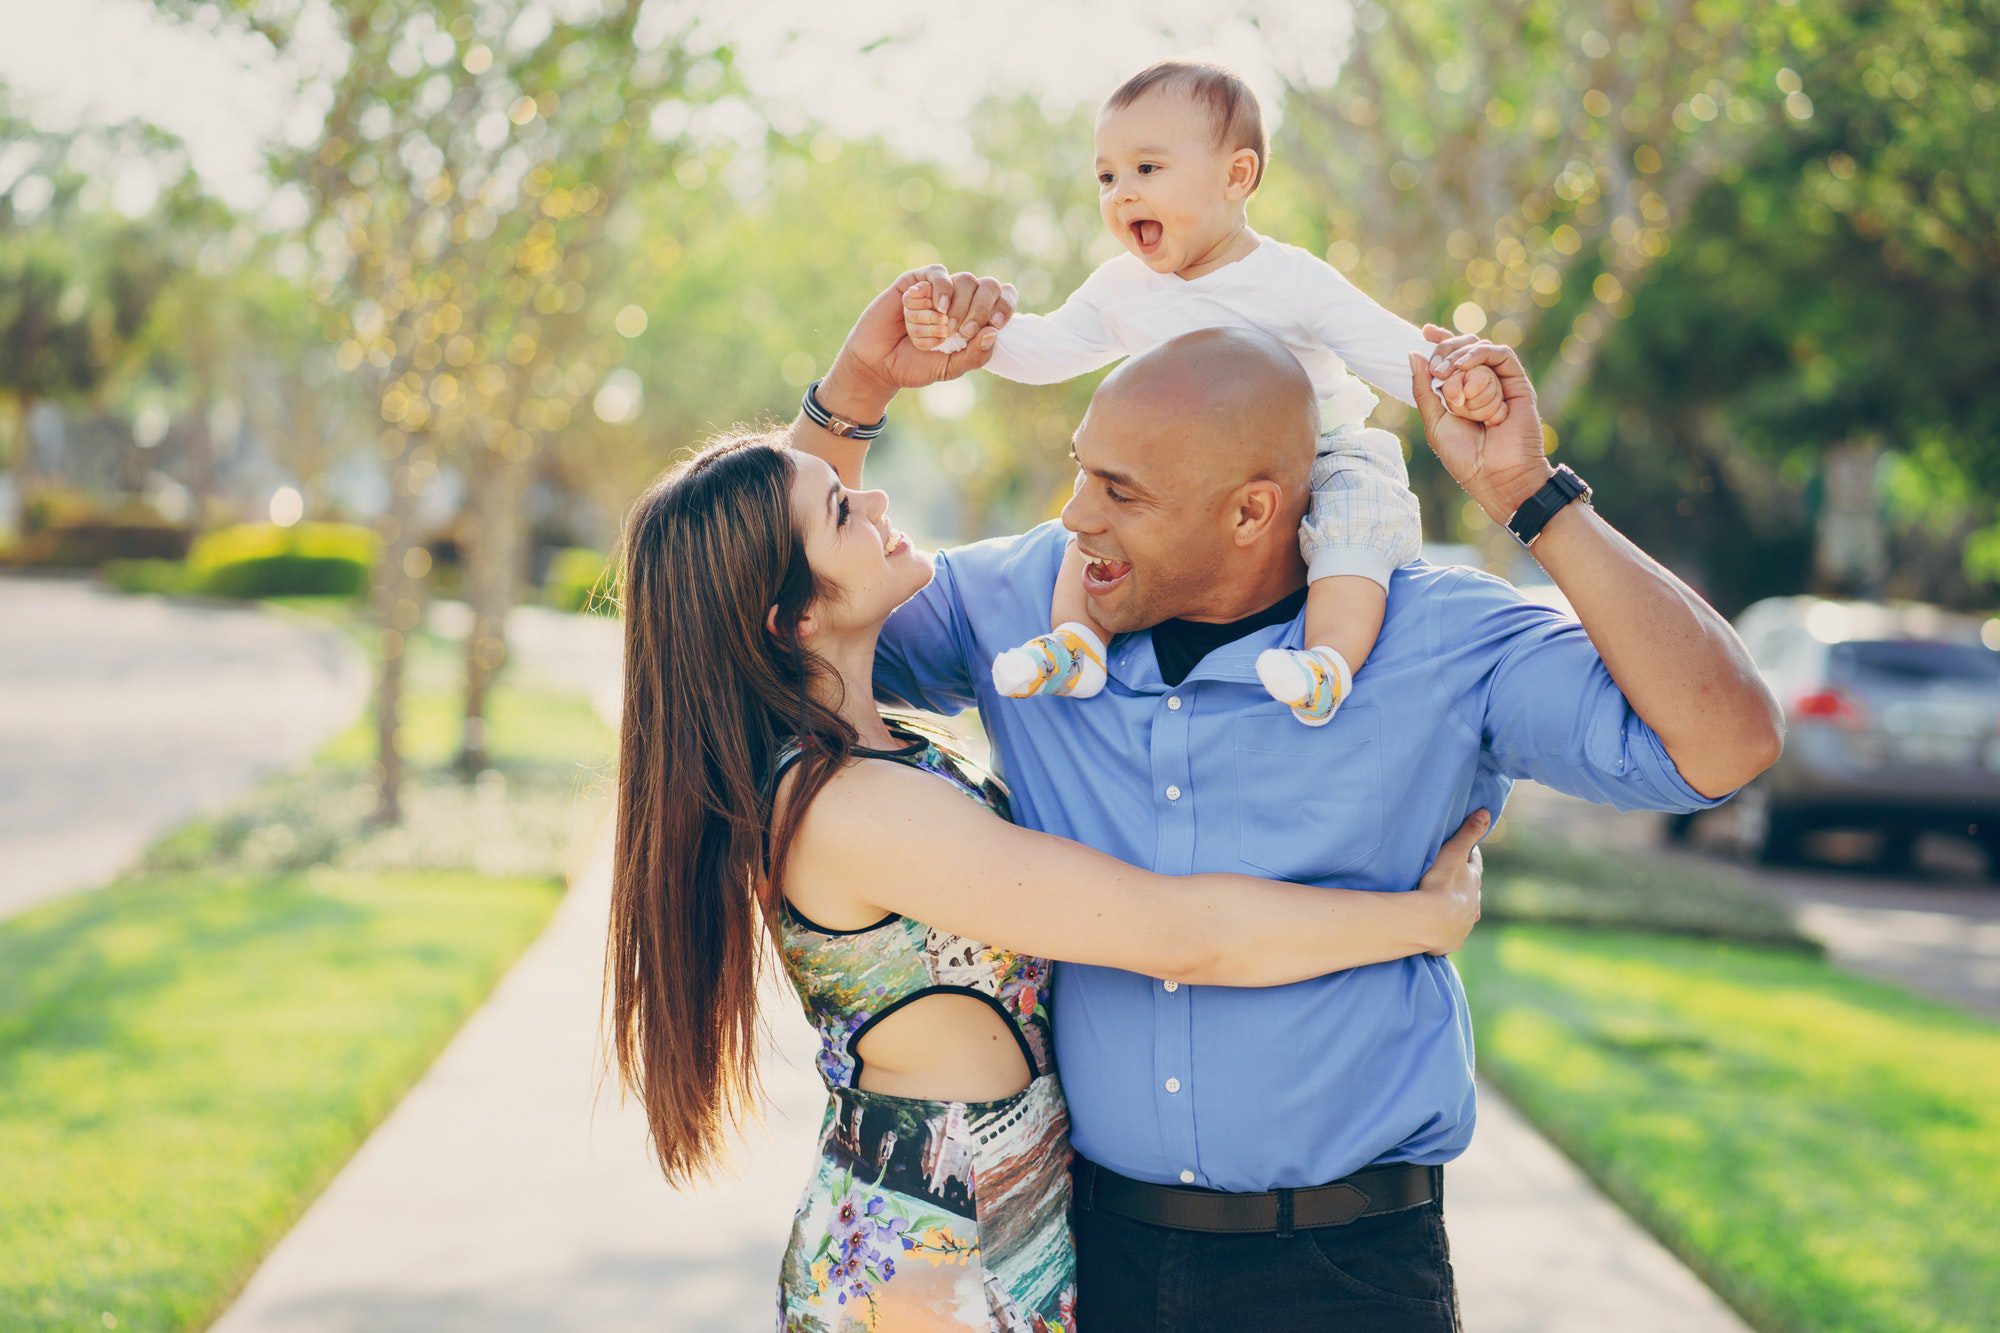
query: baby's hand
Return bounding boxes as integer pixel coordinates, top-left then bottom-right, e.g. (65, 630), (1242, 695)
(1439, 363), (1508, 426)
(902, 281), (961, 353)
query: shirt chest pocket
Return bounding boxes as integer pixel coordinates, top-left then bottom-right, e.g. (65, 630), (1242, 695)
(1229, 704), (1385, 881)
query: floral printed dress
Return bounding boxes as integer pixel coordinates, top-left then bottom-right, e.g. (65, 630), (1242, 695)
(769, 727), (1076, 1333)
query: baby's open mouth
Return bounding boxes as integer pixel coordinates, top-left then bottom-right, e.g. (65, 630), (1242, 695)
(1130, 219), (1162, 252)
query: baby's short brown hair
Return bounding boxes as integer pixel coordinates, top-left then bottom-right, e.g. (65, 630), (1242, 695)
(1103, 60), (1268, 191)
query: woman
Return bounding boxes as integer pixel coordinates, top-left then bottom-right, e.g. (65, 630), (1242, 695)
(603, 428), (1486, 1333)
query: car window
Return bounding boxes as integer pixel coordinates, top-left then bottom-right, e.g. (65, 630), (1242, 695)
(1832, 639), (2000, 684)
(1755, 628), (1811, 675)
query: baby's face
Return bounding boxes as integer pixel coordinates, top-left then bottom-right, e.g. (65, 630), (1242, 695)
(1094, 92), (1251, 276)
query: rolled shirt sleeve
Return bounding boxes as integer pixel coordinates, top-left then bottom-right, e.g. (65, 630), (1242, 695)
(1434, 565), (1740, 813)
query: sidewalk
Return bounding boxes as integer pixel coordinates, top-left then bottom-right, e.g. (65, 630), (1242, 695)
(210, 821), (1749, 1332)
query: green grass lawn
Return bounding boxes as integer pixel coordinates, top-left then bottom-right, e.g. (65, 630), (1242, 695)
(1480, 821), (1811, 948)
(1, 594), (614, 1332)
(0, 867), (560, 1332)
(1457, 925), (2000, 1333)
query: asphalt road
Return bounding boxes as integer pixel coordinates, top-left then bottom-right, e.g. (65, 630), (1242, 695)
(0, 573), (368, 923)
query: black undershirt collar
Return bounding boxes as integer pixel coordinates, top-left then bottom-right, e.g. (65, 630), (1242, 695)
(1148, 585), (1309, 687)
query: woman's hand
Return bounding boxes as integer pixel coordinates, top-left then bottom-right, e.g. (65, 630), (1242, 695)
(819, 267), (1017, 422)
(1411, 810), (1489, 955)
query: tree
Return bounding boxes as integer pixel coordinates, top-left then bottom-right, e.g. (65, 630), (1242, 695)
(595, 95), (1119, 544)
(165, 0), (731, 816)
(1250, 0), (1817, 420)
(1556, 0), (2000, 607)
(228, 260), (373, 521)
(0, 91), (183, 531)
(125, 189), (266, 532)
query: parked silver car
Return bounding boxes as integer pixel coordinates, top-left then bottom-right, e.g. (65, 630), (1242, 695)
(1667, 596), (2000, 872)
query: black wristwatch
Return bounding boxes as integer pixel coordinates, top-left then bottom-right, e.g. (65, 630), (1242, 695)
(802, 378), (887, 440)
(1505, 464), (1592, 548)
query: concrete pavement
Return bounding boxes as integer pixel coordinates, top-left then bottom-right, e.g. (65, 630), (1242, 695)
(0, 573), (368, 923)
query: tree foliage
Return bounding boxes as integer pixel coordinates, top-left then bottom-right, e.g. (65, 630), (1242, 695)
(1563, 0), (2000, 604)
(157, 0), (730, 812)
(0, 92), (189, 526)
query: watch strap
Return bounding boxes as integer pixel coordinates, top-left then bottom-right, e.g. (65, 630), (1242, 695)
(1505, 464), (1592, 548)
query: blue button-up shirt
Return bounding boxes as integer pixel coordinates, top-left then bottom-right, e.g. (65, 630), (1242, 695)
(876, 520), (1732, 1192)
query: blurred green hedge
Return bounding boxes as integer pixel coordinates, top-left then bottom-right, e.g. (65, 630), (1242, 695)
(186, 522), (377, 599)
(101, 557), (194, 596)
(544, 546), (618, 617)
(6, 492), (193, 568)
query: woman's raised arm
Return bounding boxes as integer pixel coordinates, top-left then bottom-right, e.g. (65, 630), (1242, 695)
(786, 266), (1016, 490)
(780, 756), (1485, 986)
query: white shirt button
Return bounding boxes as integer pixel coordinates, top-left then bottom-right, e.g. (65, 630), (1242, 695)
(1165, 785), (1182, 801)
(1167, 695), (1182, 710)
(1179, 1169), (1196, 1184)
(1163, 980), (1179, 992)
(1165, 1077), (1182, 1093)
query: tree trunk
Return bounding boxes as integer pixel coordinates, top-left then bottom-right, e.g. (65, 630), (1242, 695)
(10, 395), (39, 537)
(184, 395), (217, 534)
(369, 427), (427, 828)
(454, 440), (529, 780)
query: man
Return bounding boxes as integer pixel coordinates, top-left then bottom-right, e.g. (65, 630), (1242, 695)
(791, 269), (1783, 1330)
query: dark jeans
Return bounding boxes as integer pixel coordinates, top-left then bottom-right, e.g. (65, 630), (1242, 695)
(1075, 1180), (1463, 1331)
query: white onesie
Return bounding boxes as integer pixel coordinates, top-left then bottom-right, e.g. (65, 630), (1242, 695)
(974, 230), (1429, 590)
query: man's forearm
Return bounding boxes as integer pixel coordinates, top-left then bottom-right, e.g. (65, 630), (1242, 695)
(1519, 499), (1783, 799)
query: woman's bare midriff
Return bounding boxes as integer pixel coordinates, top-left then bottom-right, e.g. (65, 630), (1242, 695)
(851, 990), (1035, 1103)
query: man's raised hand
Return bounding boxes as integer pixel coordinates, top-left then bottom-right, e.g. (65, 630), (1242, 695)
(1408, 324), (1554, 525)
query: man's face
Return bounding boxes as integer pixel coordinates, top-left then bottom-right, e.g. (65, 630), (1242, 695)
(1059, 398), (1235, 634)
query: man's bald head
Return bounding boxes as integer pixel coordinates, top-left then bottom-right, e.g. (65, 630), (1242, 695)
(1061, 327), (1326, 630)
(1095, 327), (1319, 494)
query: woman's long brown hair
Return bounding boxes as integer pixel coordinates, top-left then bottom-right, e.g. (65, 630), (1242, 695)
(602, 429), (858, 1185)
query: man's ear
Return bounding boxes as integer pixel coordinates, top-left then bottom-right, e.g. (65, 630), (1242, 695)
(1225, 149), (1260, 200)
(1230, 478), (1285, 546)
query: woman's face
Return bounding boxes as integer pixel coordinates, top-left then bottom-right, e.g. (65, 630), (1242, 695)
(787, 451), (930, 639)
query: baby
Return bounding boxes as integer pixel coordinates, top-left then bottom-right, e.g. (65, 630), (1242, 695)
(906, 60), (1506, 726)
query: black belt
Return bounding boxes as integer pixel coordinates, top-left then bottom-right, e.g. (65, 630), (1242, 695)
(1072, 1158), (1441, 1238)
